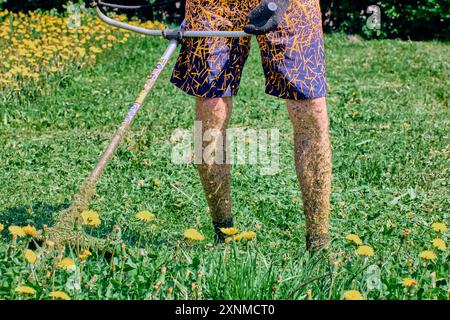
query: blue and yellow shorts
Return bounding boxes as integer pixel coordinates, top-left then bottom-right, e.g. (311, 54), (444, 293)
(171, 0), (327, 100)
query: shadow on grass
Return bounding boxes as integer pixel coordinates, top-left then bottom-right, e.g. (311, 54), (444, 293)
(0, 202), (169, 247)
(0, 202), (67, 228)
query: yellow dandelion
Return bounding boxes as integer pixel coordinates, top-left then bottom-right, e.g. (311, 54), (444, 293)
(220, 227), (239, 236)
(135, 210), (156, 222)
(0, 223), (4, 231)
(78, 249), (91, 261)
(356, 245), (375, 257)
(345, 234), (363, 245)
(343, 290), (364, 300)
(57, 257), (76, 270)
(24, 249), (37, 264)
(233, 231), (256, 241)
(431, 222), (447, 233)
(22, 225), (36, 237)
(184, 228), (205, 241)
(49, 291), (71, 300)
(81, 210), (101, 228)
(419, 250), (437, 261)
(402, 277), (417, 287)
(8, 225), (26, 237)
(15, 286), (36, 295)
(432, 238), (446, 251)
(405, 211), (415, 218)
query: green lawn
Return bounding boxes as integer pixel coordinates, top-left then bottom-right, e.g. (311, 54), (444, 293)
(0, 33), (448, 300)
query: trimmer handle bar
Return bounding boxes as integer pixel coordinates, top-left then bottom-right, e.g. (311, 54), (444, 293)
(94, 0), (250, 39)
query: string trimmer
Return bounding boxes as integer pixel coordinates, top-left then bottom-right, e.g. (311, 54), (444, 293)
(46, 0), (275, 246)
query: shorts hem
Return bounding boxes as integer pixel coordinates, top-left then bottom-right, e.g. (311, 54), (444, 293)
(170, 78), (240, 99)
(265, 88), (327, 101)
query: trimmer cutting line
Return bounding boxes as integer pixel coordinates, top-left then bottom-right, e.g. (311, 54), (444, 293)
(46, 0), (278, 245)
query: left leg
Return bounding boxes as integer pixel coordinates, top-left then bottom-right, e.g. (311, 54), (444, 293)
(256, 0), (330, 250)
(286, 97), (332, 251)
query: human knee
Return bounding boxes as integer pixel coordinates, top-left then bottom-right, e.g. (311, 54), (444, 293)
(196, 97), (232, 128)
(286, 98), (328, 133)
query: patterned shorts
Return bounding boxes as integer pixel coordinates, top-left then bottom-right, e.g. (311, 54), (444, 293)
(170, 0), (327, 100)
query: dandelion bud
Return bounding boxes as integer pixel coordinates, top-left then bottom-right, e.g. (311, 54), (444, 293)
(430, 272), (436, 288)
(333, 259), (341, 268)
(402, 229), (411, 238)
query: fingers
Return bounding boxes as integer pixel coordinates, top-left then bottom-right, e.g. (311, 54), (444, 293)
(247, 4), (265, 22)
(244, 17), (278, 35)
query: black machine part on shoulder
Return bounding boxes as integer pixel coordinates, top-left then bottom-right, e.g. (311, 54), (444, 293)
(244, 0), (290, 35)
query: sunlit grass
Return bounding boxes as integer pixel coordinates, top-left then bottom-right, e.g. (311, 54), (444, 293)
(0, 10), (448, 299)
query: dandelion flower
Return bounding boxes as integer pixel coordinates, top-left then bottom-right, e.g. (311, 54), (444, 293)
(432, 238), (446, 251)
(135, 210), (155, 222)
(220, 227), (239, 236)
(57, 257), (76, 270)
(78, 249), (91, 261)
(343, 290), (364, 300)
(22, 225), (36, 237)
(15, 286), (36, 295)
(184, 228), (205, 241)
(345, 234), (362, 245)
(431, 222), (447, 233)
(419, 250), (436, 261)
(49, 291), (71, 300)
(402, 277), (417, 287)
(234, 231), (256, 241)
(81, 210), (101, 228)
(405, 212), (415, 218)
(24, 249), (37, 264)
(0, 223), (4, 231)
(356, 245), (375, 257)
(8, 225), (26, 237)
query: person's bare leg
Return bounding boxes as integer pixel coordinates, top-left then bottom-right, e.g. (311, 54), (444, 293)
(286, 97), (332, 251)
(195, 97), (233, 242)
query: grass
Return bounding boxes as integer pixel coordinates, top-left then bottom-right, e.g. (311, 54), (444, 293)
(0, 32), (449, 300)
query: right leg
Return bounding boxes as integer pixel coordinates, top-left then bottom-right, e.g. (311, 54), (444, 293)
(170, 1), (255, 241)
(195, 97), (233, 242)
